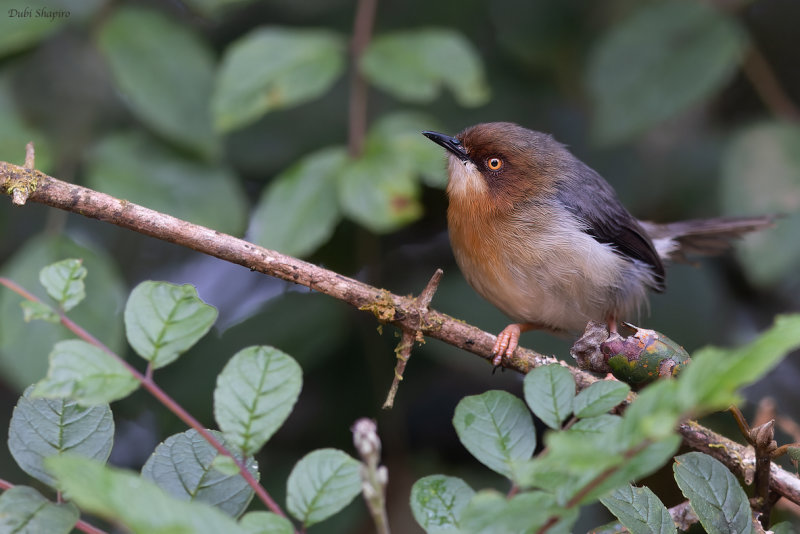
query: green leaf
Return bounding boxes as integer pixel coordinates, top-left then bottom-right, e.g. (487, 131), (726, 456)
(39, 258), (87, 311)
(0, 485), (79, 534)
(142, 429), (258, 518)
(410, 475), (474, 532)
(212, 455), (241, 476)
(770, 522), (796, 534)
(124, 281), (218, 369)
(337, 147), (422, 233)
(97, 6), (219, 157)
(0, 235), (126, 390)
(336, 110), (448, 232)
(569, 414), (622, 436)
(452, 390), (536, 480)
(721, 122), (800, 286)
(45, 455), (248, 534)
(213, 27), (346, 132)
(678, 314), (800, 412)
(600, 484), (676, 534)
(214, 346), (302, 455)
(587, 1), (746, 144)
(239, 511), (294, 534)
(458, 490), (576, 534)
(250, 147), (346, 257)
(523, 364), (575, 429)
(366, 111), (448, 188)
(361, 29), (489, 107)
(573, 380), (630, 418)
(32, 340), (139, 405)
(20, 300), (59, 323)
(673, 452), (754, 534)
(286, 448), (361, 527)
(621, 379), (683, 443)
(85, 131), (248, 236)
(9, 385), (114, 488)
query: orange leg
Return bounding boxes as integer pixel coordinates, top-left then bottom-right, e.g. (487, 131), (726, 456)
(491, 323), (538, 367)
(606, 315), (618, 334)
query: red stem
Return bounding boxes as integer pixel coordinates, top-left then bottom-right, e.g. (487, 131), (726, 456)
(0, 277), (287, 519)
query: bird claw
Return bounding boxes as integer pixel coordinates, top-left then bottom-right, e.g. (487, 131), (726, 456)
(490, 324), (523, 367)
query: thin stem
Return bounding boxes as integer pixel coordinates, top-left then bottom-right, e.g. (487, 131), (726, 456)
(0, 277), (287, 520)
(348, 0), (377, 157)
(742, 46), (800, 122)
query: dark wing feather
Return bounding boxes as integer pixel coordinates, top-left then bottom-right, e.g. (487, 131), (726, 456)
(555, 162), (665, 292)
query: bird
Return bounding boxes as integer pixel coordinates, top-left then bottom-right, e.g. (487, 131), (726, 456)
(422, 122), (775, 367)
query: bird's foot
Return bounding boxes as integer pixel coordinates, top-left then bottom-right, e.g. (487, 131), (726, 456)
(491, 323), (536, 368)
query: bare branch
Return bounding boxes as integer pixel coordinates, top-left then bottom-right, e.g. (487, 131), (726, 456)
(4, 160), (800, 508)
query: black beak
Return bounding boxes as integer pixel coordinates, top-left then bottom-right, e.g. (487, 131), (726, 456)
(422, 131), (470, 162)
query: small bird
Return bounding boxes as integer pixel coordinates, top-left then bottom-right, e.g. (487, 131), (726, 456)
(423, 122), (774, 366)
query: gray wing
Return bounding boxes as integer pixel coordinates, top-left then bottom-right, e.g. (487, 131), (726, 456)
(555, 162), (665, 292)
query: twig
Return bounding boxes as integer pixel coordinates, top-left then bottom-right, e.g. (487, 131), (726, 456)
(4, 160), (800, 508)
(383, 268), (442, 409)
(348, 0), (377, 157)
(729, 405), (779, 526)
(0, 164), (554, 374)
(742, 46), (800, 122)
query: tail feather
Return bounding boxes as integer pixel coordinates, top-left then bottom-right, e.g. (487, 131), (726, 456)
(639, 216), (777, 262)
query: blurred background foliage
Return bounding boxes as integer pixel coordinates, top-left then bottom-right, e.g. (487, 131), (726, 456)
(0, 0), (799, 531)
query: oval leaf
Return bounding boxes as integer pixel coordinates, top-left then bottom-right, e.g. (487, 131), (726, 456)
(673, 452), (754, 534)
(459, 490), (574, 533)
(142, 429), (258, 518)
(97, 7), (218, 157)
(214, 346), (302, 455)
(124, 281), (218, 369)
(367, 111), (447, 188)
(39, 258), (87, 311)
(239, 511), (294, 534)
(410, 475), (474, 533)
(361, 29), (489, 107)
(573, 380), (630, 418)
(0, 485), (78, 534)
(32, 340), (139, 405)
(569, 414), (622, 436)
(86, 131), (248, 236)
(721, 122), (800, 286)
(452, 390), (536, 480)
(600, 484), (676, 534)
(9, 386), (114, 488)
(213, 27), (346, 132)
(587, 1), (746, 144)
(286, 448), (361, 527)
(250, 147), (346, 257)
(45, 456), (248, 534)
(337, 151), (422, 233)
(0, 235), (126, 390)
(523, 364), (575, 429)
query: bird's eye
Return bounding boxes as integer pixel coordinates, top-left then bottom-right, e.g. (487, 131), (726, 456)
(487, 157), (503, 171)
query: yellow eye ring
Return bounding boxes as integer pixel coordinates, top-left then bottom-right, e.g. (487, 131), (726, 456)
(487, 157), (503, 171)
